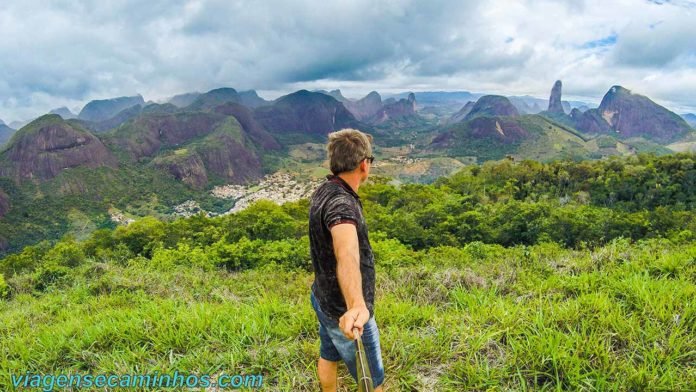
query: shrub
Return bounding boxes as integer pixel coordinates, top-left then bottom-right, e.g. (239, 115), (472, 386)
(0, 273), (8, 299)
(150, 243), (217, 271)
(33, 263), (72, 292)
(112, 216), (166, 258)
(43, 238), (86, 268)
(224, 200), (298, 242)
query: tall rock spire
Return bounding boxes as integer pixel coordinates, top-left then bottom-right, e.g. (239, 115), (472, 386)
(548, 80), (564, 114)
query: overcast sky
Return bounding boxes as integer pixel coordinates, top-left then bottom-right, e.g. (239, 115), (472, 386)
(1, 0), (695, 123)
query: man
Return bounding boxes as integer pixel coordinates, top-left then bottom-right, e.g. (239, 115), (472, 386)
(308, 128), (385, 391)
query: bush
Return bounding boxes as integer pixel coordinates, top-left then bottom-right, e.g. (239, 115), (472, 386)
(210, 236), (311, 271)
(0, 240), (52, 276)
(113, 216), (166, 258)
(224, 200), (298, 242)
(150, 243), (217, 271)
(371, 232), (420, 270)
(0, 273), (8, 299)
(43, 238), (86, 268)
(33, 263), (72, 292)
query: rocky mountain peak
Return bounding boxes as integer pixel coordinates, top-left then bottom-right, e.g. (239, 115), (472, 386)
(465, 95), (520, 121)
(0, 114), (117, 181)
(548, 80), (564, 114)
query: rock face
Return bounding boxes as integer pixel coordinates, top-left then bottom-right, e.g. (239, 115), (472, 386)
(107, 112), (266, 187)
(465, 95), (520, 120)
(0, 115), (118, 181)
(107, 112), (225, 159)
(79, 95), (145, 122)
(548, 80), (565, 114)
(369, 92), (417, 124)
(599, 86), (691, 142)
(148, 116), (264, 188)
(254, 90), (361, 135)
(152, 153), (209, 189)
(569, 108), (611, 134)
(451, 116), (529, 144)
(196, 122), (264, 184)
(571, 86), (692, 143)
(343, 91), (383, 121)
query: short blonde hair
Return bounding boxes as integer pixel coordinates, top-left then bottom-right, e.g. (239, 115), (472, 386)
(327, 128), (373, 175)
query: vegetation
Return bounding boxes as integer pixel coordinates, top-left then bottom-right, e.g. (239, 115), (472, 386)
(0, 153), (694, 390)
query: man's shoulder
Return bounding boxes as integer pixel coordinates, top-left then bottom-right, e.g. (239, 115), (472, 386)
(311, 180), (353, 204)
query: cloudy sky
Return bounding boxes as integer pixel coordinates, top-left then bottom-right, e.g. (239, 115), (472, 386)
(1, 0), (695, 123)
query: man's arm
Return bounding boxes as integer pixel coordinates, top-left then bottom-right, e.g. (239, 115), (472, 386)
(330, 223), (370, 340)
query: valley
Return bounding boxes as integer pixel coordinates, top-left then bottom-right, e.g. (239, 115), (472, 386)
(0, 81), (694, 256)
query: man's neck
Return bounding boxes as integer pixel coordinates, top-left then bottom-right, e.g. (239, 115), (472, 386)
(337, 172), (360, 194)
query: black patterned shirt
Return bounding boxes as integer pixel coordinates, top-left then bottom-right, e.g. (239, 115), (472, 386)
(309, 174), (375, 322)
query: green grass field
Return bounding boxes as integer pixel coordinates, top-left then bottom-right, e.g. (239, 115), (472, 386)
(1, 236), (694, 391)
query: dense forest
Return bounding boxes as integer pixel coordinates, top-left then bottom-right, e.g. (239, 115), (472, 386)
(0, 152), (694, 390)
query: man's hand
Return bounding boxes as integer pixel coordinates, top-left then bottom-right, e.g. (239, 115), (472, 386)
(339, 305), (370, 340)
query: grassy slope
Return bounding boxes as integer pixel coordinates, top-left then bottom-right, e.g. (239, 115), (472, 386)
(0, 238), (693, 390)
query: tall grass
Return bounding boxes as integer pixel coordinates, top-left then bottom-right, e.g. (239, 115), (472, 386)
(1, 237), (694, 391)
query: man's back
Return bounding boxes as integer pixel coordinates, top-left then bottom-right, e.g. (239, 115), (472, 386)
(308, 174), (376, 322)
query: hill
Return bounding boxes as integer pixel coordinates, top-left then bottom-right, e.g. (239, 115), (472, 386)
(369, 93), (418, 125)
(430, 113), (618, 162)
(343, 91), (383, 121)
(463, 95), (520, 120)
(0, 115), (118, 181)
(78, 95), (145, 122)
(187, 88), (269, 111)
(253, 90), (363, 142)
(0, 106), (283, 254)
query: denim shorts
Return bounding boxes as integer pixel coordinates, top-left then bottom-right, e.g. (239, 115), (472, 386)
(310, 290), (385, 388)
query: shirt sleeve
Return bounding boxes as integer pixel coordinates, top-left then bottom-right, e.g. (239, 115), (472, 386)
(323, 195), (360, 231)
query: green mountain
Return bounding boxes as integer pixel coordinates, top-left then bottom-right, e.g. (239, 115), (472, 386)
(429, 113), (633, 162)
(463, 95), (520, 120)
(0, 106), (282, 255)
(0, 115), (118, 181)
(544, 84), (693, 145)
(254, 90), (363, 143)
(1, 83), (694, 258)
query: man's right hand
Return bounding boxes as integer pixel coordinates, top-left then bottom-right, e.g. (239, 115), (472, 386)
(339, 305), (370, 340)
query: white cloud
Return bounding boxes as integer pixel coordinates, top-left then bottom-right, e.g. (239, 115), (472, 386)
(0, 0), (695, 123)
